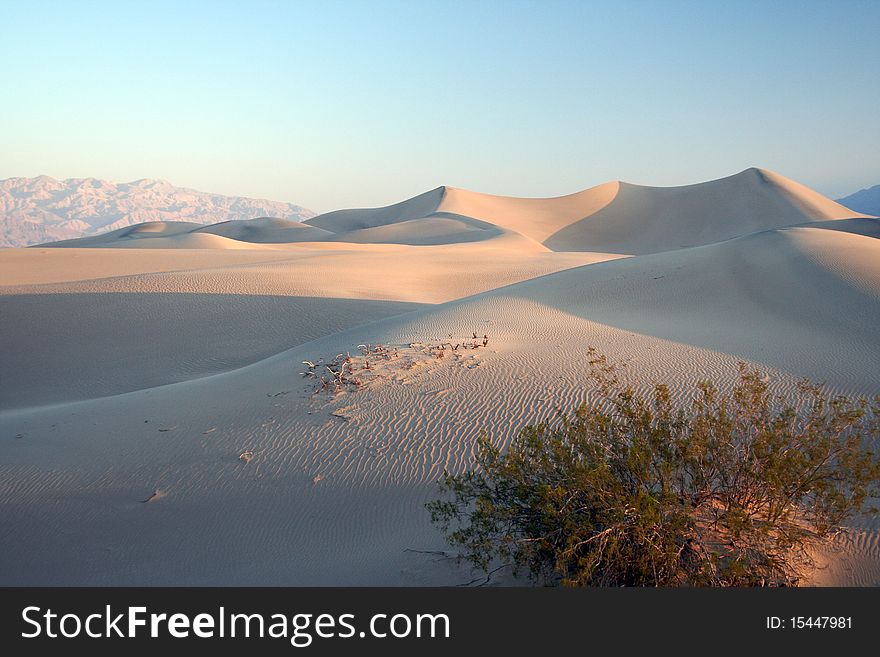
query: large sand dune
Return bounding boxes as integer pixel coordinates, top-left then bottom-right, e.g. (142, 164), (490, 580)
(41, 219), (332, 249)
(1, 169), (878, 586)
(306, 167), (864, 253)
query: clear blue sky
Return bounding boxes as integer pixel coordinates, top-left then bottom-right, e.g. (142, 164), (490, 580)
(1, 0), (878, 212)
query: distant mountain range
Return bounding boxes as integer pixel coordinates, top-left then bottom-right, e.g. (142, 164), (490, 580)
(0, 176), (315, 247)
(836, 185), (880, 216)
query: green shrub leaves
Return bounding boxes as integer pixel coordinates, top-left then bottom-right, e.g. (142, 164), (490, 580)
(427, 353), (880, 586)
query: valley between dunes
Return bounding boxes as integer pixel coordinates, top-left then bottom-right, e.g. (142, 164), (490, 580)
(1, 167), (879, 585)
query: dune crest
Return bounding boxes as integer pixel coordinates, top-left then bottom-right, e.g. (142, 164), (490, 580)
(542, 167), (866, 253)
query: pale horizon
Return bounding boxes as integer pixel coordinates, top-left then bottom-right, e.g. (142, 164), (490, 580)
(2, 0), (878, 212)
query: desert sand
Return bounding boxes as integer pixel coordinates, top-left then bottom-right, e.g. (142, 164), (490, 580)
(1, 167), (878, 585)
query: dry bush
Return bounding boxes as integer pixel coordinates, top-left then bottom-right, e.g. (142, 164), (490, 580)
(428, 350), (880, 586)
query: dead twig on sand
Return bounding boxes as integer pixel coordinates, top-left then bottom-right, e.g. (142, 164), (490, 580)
(304, 334), (490, 396)
(457, 563), (511, 587)
(139, 490), (164, 503)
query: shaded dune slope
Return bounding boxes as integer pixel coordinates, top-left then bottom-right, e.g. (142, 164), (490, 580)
(194, 217), (333, 243)
(0, 293), (424, 410)
(40, 218), (331, 249)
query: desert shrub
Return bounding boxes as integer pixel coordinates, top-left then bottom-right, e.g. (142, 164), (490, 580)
(427, 350), (880, 586)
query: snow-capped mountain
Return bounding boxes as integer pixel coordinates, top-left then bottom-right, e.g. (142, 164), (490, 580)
(0, 176), (315, 247)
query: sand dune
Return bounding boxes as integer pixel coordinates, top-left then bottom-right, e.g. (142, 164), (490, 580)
(3, 244), (612, 304)
(544, 168), (866, 253)
(195, 217), (334, 243)
(305, 181), (622, 246)
(0, 293), (423, 409)
(41, 219), (330, 249)
(427, 222), (880, 392)
(0, 243), (610, 409)
(1, 169), (878, 586)
(324, 213), (506, 246)
(306, 167), (866, 253)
